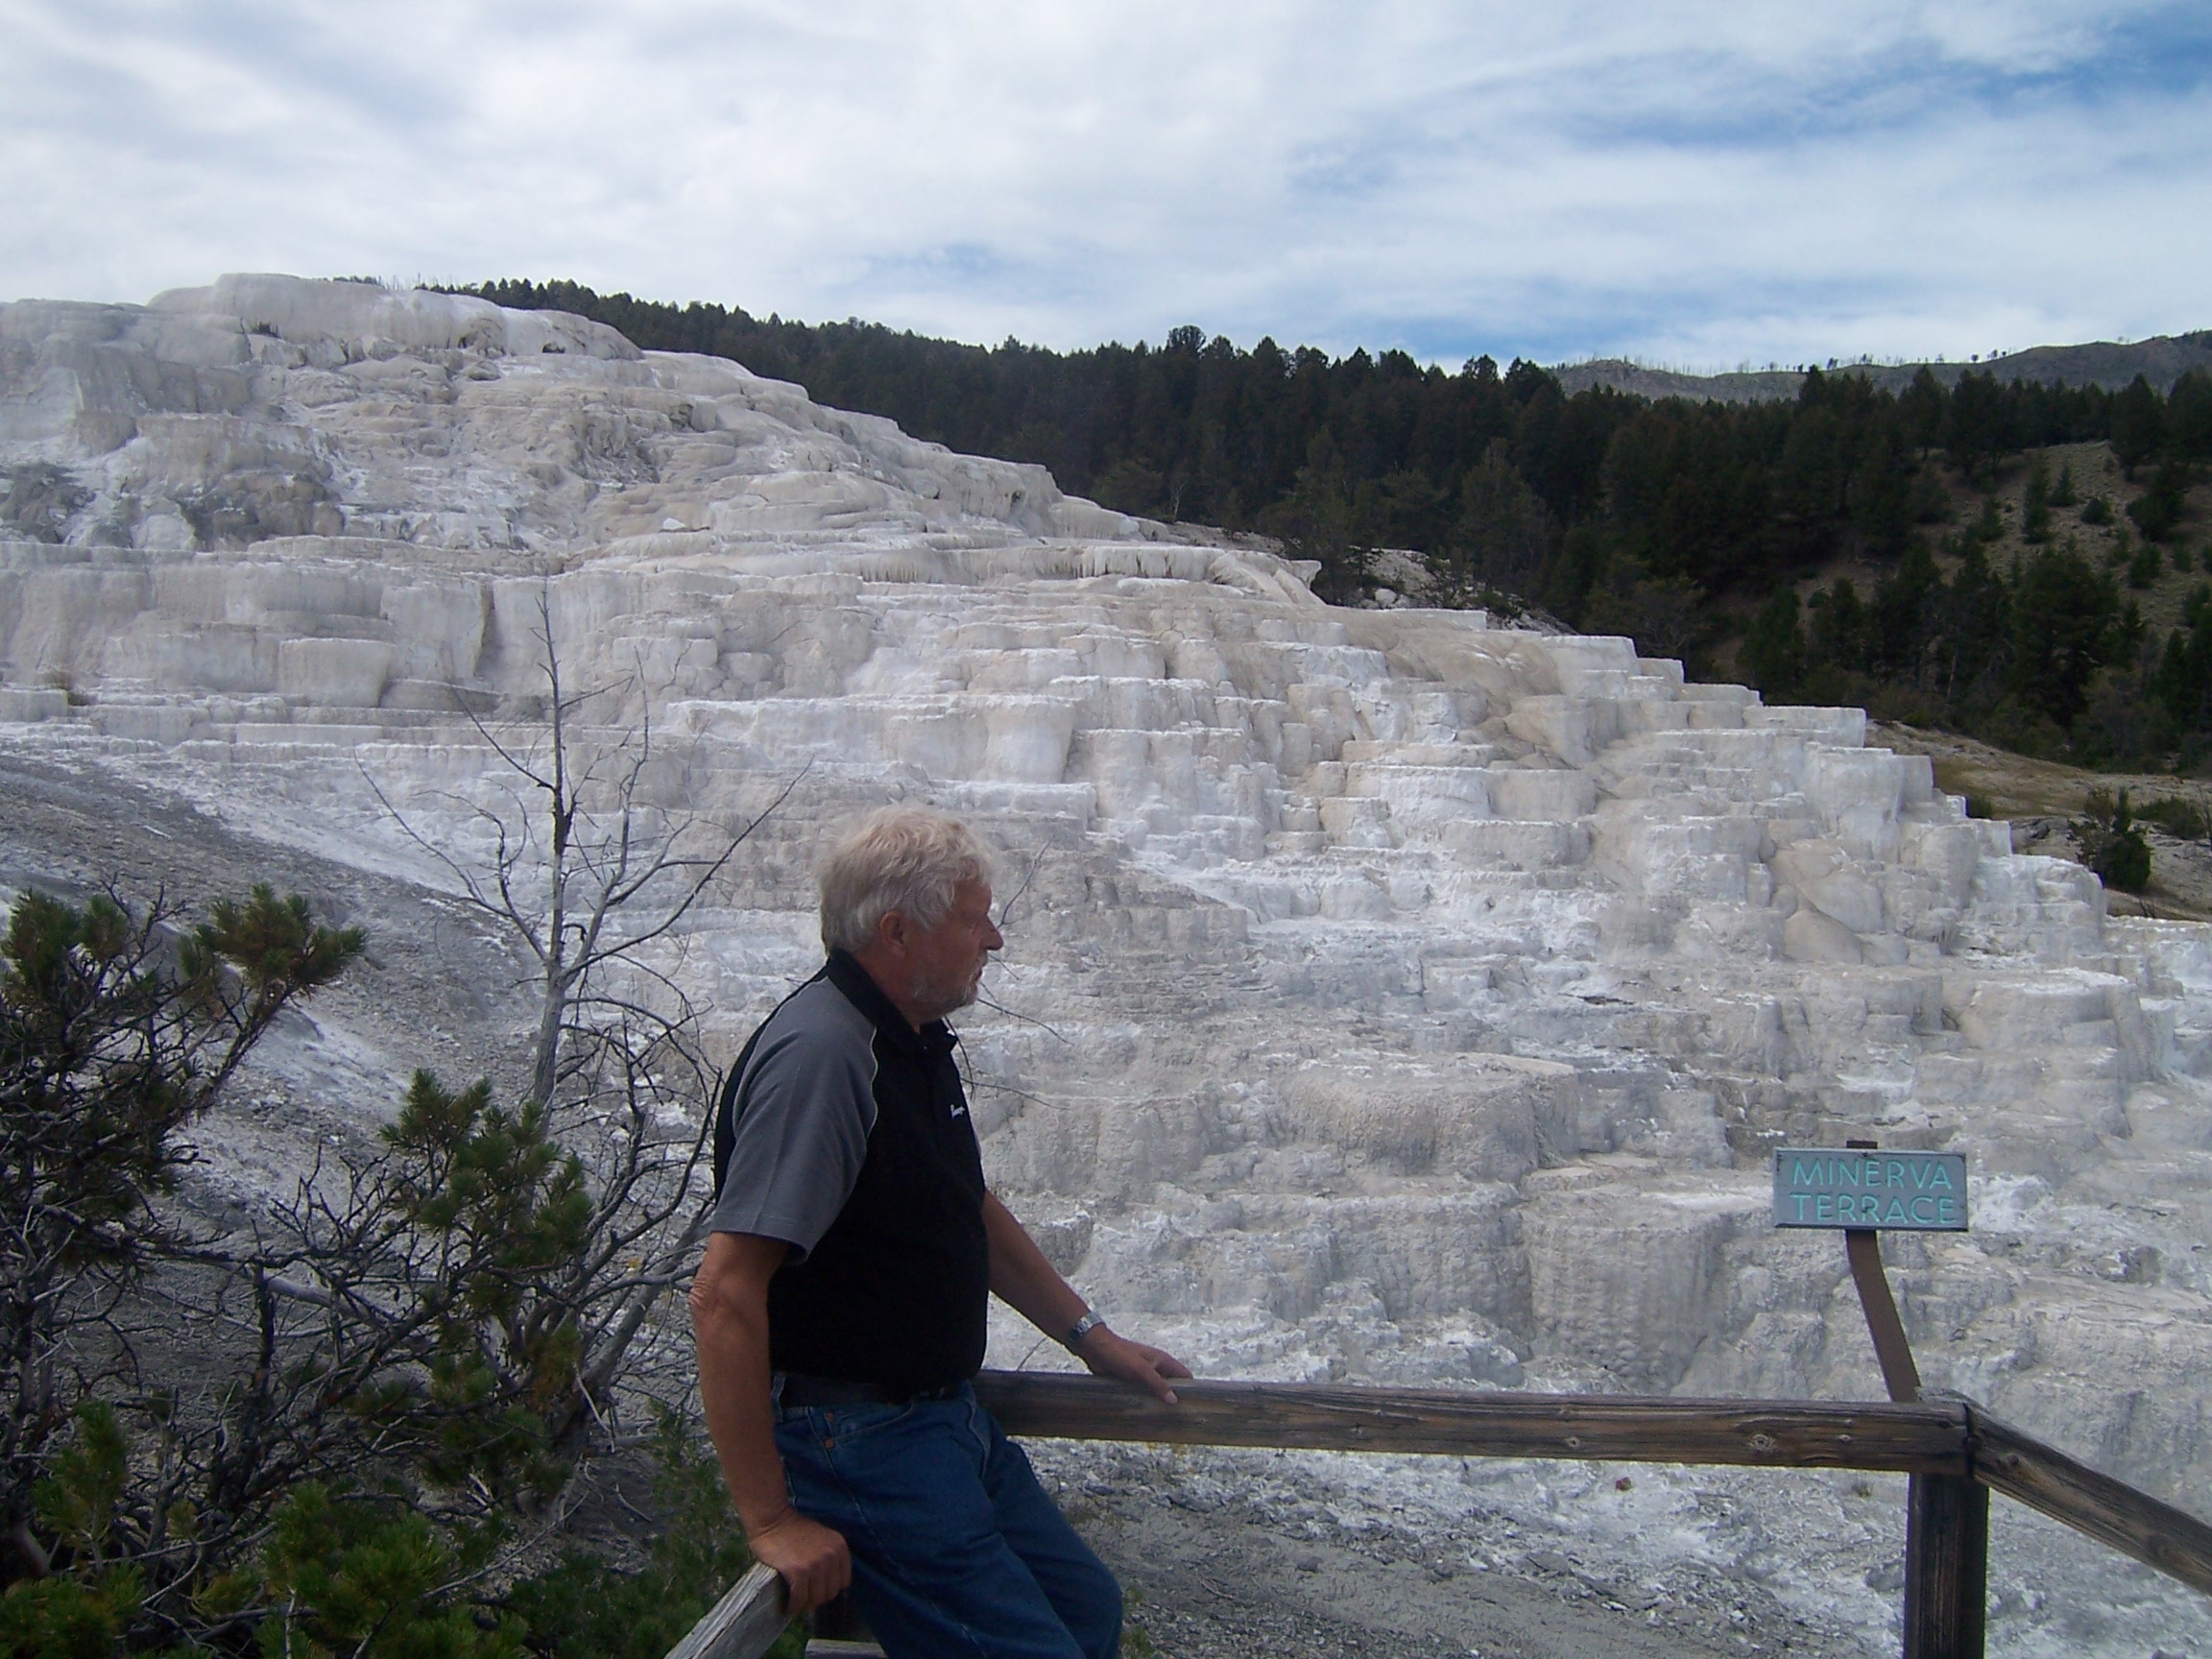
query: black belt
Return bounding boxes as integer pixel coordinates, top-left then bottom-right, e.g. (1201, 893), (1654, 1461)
(776, 1372), (966, 1408)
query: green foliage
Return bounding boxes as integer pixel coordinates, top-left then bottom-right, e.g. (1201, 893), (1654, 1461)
(187, 885), (367, 1015)
(1579, 558), (1702, 661)
(35, 1406), (127, 1563)
(1261, 431), (1377, 604)
(2080, 493), (2113, 526)
(2009, 547), (2121, 729)
(201, 1056), (660, 1538)
(2128, 458), (2193, 542)
(2075, 789), (2153, 893)
(0, 1570), (141, 1659)
(1740, 526), (2175, 761)
(384, 1072), (592, 1312)
(2135, 794), (2212, 839)
(2128, 541), (2164, 589)
(2051, 459), (2079, 508)
(3, 731), (740, 1659)
(2111, 375), (2164, 477)
(256, 1485), (519, 1659)
(2022, 454), (2054, 543)
(1739, 588), (1809, 700)
(0, 886), (360, 1563)
(1442, 439), (1550, 597)
(504, 1415), (805, 1659)
(351, 1071), (595, 1500)
(2172, 370), (2212, 459)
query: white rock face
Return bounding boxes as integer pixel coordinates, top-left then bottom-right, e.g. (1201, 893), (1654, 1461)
(5, 277), (2210, 1651)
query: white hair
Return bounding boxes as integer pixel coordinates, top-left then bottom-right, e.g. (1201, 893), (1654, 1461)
(817, 805), (997, 954)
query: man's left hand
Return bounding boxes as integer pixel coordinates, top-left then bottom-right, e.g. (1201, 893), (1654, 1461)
(1074, 1326), (1192, 1404)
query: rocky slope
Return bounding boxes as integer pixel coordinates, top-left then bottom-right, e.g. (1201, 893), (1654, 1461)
(3, 276), (2209, 1655)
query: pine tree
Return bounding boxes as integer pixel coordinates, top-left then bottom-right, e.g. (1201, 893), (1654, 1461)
(2008, 546), (2120, 728)
(2074, 789), (2152, 894)
(2023, 454), (2054, 543)
(2128, 457), (2193, 542)
(2111, 374), (2164, 478)
(1739, 588), (1809, 698)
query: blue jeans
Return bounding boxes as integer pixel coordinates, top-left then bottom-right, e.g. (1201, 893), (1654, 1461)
(773, 1382), (1120, 1659)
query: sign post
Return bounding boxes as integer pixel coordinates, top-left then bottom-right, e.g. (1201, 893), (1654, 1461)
(1774, 1140), (1983, 1659)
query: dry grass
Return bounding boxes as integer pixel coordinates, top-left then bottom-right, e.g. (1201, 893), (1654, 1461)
(1878, 721), (2212, 921)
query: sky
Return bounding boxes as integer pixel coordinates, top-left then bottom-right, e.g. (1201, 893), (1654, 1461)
(4, 0), (2209, 370)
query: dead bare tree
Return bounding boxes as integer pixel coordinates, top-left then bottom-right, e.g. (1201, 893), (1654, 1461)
(353, 586), (802, 1440)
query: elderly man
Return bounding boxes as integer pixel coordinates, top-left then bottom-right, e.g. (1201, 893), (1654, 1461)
(690, 805), (1190, 1659)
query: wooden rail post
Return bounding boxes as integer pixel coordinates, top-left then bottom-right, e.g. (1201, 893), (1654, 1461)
(1905, 1466), (1989, 1659)
(1841, 1142), (1986, 1659)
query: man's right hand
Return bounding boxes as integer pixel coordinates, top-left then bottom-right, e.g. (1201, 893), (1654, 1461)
(746, 1507), (852, 1615)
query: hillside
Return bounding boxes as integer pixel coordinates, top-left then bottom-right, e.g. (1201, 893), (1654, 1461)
(1557, 330), (2212, 403)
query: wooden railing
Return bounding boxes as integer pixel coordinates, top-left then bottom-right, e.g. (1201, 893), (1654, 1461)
(669, 1372), (2212, 1659)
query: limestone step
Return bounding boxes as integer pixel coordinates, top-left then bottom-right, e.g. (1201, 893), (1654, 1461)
(1443, 819), (1592, 870)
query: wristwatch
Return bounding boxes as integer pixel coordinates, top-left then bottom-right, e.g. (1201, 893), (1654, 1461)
(1064, 1310), (1106, 1350)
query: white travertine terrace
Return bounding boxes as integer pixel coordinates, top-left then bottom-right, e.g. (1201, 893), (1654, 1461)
(4, 276), (2210, 1645)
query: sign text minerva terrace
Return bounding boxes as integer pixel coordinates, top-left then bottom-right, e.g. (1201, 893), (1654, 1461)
(1771, 1148), (1969, 1231)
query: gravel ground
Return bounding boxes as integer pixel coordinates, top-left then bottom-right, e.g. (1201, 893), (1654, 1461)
(1034, 1444), (1870, 1659)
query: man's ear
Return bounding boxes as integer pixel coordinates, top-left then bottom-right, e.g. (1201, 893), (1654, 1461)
(873, 908), (912, 956)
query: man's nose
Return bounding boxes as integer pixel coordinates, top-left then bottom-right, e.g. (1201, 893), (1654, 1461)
(985, 920), (1005, 950)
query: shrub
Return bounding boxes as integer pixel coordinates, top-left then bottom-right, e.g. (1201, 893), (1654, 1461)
(2075, 789), (2153, 893)
(2135, 795), (2212, 839)
(504, 1415), (806, 1659)
(2128, 458), (2194, 543)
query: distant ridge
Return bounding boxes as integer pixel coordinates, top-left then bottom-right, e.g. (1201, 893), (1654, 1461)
(1554, 329), (2212, 403)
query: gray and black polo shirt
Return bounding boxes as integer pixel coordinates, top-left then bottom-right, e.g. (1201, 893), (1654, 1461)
(709, 950), (990, 1392)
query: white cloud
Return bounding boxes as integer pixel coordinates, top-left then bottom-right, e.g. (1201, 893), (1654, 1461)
(1, 0), (2204, 365)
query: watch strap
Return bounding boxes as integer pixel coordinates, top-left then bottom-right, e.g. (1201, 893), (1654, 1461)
(1065, 1310), (1106, 1350)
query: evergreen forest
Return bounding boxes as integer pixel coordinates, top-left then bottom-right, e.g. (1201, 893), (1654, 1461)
(461, 280), (2212, 772)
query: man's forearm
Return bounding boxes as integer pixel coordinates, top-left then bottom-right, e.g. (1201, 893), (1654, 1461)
(688, 1231), (853, 1613)
(696, 1308), (793, 1530)
(982, 1191), (1089, 1341)
(690, 1237), (797, 1532)
(983, 1191), (1192, 1405)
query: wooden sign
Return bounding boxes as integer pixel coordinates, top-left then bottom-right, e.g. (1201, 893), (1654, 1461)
(1772, 1148), (1968, 1231)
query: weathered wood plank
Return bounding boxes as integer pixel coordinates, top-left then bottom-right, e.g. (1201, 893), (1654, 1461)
(1970, 1409), (2212, 1598)
(974, 1373), (1971, 1474)
(664, 1562), (788, 1659)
